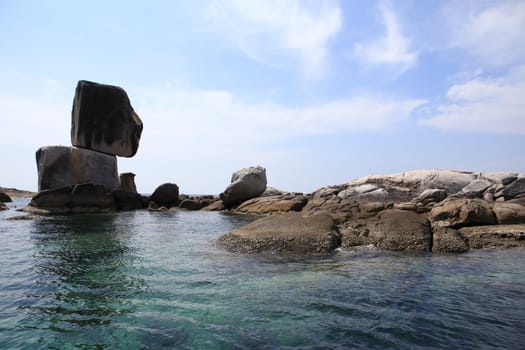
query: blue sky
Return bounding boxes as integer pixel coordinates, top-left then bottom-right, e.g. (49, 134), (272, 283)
(1, 0), (524, 194)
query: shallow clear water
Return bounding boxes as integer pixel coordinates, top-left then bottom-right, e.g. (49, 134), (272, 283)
(1, 199), (524, 349)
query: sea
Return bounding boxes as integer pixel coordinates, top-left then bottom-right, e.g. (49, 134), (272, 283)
(1, 198), (524, 349)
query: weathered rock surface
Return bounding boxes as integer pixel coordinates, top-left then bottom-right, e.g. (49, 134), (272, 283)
(0, 192), (12, 202)
(150, 183), (180, 208)
(26, 186), (73, 214)
(25, 184), (117, 214)
(71, 80), (143, 157)
(119, 172), (137, 193)
(459, 225), (525, 249)
(36, 146), (119, 191)
(220, 166), (267, 207)
(178, 195), (217, 211)
(493, 202), (525, 225)
(217, 213), (340, 256)
(430, 199), (496, 228)
(500, 177), (525, 200)
(432, 228), (469, 253)
(461, 179), (492, 197)
(340, 210), (432, 251)
(412, 189), (447, 206)
(70, 183), (117, 213)
(351, 169), (477, 194)
(235, 194), (308, 214)
(113, 189), (143, 211)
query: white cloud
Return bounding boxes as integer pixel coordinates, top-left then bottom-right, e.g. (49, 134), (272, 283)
(204, 0), (342, 79)
(447, 0), (525, 67)
(353, 0), (417, 73)
(419, 65), (525, 133)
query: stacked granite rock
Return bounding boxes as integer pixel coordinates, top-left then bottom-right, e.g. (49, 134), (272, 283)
(26, 80), (144, 214)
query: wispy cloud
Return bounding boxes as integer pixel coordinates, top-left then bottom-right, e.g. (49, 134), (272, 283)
(203, 0), (342, 80)
(419, 65), (525, 134)
(447, 0), (525, 67)
(352, 0), (417, 75)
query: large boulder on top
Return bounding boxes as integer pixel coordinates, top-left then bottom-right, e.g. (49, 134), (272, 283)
(220, 166), (267, 207)
(36, 146), (119, 192)
(71, 80), (143, 157)
(150, 183), (180, 208)
(217, 213), (340, 256)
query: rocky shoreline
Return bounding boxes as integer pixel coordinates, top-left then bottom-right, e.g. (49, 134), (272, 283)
(4, 167), (525, 256)
(3, 80), (524, 256)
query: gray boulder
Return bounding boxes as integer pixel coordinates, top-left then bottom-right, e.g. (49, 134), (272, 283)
(412, 189), (447, 206)
(71, 80), (143, 157)
(337, 184), (389, 201)
(461, 179), (492, 196)
(36, 146), (119, 191)
(150, 183), (180, 208)
(217, 213), (340, 256)
(501, 177), (525, 200)
(220, 165), (267, 207)
(0, 192), (12, 202)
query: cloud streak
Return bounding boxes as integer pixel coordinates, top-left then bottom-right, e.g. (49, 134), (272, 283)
(204, 0), (342, 79)
(352, 0), (417, 74)
(419, 65), (525, 134)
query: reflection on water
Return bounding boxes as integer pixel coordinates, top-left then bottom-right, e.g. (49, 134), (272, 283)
(0, 209), (524, 349)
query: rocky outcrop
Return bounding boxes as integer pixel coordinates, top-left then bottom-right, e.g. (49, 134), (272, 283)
(0, 192), (12, 202)
(150, 183), (180, 208)
(493, 202), (525, 225)
(430, 199), (497, 228)
(71, 80), (143, 157)
(340, 210), (432, 252)
(217, 213), (340, 256)
(178, 195), (217, 211)
(220, 166), (267, 207)
(432, 228), (469, 253)
(24, 184), (117, 214)
(36, 146), (119, 192)
(119, 172), (137, 193)
(235, 194), (308, 214)
(459, 225), (525, 249)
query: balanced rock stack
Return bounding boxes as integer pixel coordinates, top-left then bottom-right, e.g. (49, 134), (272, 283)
(26, 80), (143, 214)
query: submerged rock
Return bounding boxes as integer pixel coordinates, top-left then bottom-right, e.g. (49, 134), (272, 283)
(217, 213), (340, 256)
(71, 80), (143, 157)
(220, 166), (267, 207)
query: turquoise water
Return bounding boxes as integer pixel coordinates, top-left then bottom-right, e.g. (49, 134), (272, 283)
(1, 199), (524, 349)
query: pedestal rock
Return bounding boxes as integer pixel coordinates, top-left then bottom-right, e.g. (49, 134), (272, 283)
(36, 146), (119, 191)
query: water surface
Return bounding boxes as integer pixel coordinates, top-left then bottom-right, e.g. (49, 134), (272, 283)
(1, 199), (524, 349)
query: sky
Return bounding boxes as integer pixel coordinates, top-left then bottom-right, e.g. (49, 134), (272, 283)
(1, 0), (524, 194)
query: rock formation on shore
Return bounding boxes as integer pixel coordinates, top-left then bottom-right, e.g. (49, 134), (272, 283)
(218, 169), (525, 255)
(25, 80), (144, 214)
